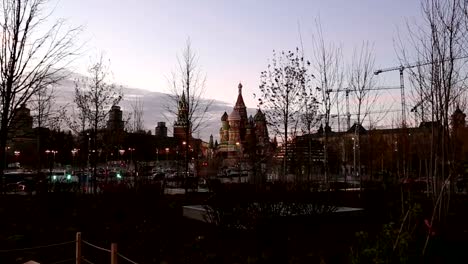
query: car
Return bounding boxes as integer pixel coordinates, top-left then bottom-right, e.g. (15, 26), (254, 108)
(49, 170), (79, 183)
(7, 181), (29, 192)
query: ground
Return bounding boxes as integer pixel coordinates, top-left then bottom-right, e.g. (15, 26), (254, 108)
(0, 185), (467, 263)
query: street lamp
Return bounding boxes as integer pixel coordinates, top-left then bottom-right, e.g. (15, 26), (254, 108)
(351, 138), (356, 179)
(128, 147), (135, 160)
(236, 142), (241, 183)
(14, 151), (20, 167)
(182, 141), (188, 180)
(128, 147), (135, 173)
(4, 146), (10, 170)
(52, 150), (58, 168)
(394, 140), (399, 178)
(71, 148), (79, 170)
(156, 148), (159, 163)
(45, 150), (57, 173)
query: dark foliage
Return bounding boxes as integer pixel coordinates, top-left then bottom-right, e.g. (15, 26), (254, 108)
(0, 183), (467, 263)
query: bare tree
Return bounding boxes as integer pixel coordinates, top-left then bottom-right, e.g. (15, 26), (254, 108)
(349, 42), (377, 127)
(348, 41), (377, 181)
(30, 84), (67, 171)
(74, 54), (122, 190)
(311, 20), (344, 184)
(31, 85), (55, 129)
(130, 97), (145, 133)
(300, 85), (320, 182)
(166, 39), (211, 190)
(66, 105), (88, 135)
(259, 48), (312, 179)
(398, 0), (468, 254)
(0, 0), (80, 191)
(297, 29), (320, 182)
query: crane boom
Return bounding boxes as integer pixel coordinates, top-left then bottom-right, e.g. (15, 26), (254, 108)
(325, 86), (400, 130)
(375, 55), (468, 76)
(374, 55), (468, 127)
(374, 60), (438, 75)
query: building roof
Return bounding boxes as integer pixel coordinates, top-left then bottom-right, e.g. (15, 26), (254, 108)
(221, 111), (228, 121)
(455, 107), (463, 113)
(179, 91), (187, 109)
(347, 123), (367, 134)
(254, 109), (265, 121)
(228, 109), (241, 121)
(234, 83), (246, 109)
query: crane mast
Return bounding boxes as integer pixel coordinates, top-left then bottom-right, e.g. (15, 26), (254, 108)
(326, 86), (400, 130)
(375, 55), (468, 127)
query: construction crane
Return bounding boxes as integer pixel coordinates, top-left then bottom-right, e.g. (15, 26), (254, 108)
(326, 86), (400, 130)
(375, 55), (468, 127)
(410, 93), (432, 124)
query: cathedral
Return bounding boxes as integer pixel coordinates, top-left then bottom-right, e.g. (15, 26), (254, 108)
(216, 83), (270, 165)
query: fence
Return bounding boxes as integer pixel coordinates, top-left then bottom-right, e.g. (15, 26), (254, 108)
(0, 232), (140, 264)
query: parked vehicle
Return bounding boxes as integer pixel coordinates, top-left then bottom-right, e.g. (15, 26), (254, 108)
(6, 181), (28, 192)
(49, 170), (79, 183)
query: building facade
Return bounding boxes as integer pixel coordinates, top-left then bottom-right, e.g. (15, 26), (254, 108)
(217, 83), (269, 156)
(214, 83), (272, 179)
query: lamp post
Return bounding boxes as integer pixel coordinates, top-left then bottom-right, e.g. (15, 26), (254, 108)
(87, 132), (91, 174)
(14, 151), (20, 168)
(176, 147), (180, 179)
(4, 146), (10, 170)
(128, 148), (135, 175)
(52, 150), (58, 168)
(45, 150), (57, 173)
(182, 141), (187, 173)
(119, 149), (125, 160)
(128, 148), (135, 163)
(71, 148), (79, 171)
(236, 142), (241, 183)
(182, 141), (188, 190)
(351, 138), (356, 180)
(394, 140), (399, 179)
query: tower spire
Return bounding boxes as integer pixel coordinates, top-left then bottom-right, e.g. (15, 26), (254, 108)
(238, 82), (242, 95)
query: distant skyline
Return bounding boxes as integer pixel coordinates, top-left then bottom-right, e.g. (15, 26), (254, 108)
(51, 0), (423, 109)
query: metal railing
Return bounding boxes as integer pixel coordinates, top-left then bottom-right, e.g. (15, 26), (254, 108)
(0, 232), (140, 264)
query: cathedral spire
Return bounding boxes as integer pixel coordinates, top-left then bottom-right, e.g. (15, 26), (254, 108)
(235, 83), (246, 110)
(180, 90), (187, 107)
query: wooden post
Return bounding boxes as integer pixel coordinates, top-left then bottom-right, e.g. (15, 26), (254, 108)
(75, 232), (81, 264)
(111, 243), (118, 264)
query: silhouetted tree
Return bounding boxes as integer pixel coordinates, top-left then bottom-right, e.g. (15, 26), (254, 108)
(311, 20), (344, 184)
(348, 42), (377, 182)
(74, 54), (122, 189)
(259, 48), (313, 178)
(166, 39), (212, 191)
(30, 84), (68, 171)
(0, 0), (80, 191)
(130, 97), (145, 133)
(397, 0), (468, 254)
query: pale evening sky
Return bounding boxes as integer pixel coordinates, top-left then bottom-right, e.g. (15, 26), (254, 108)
(50, 0), (423, 109)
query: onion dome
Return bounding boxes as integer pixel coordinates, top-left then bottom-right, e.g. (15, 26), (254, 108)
(254, 109), (265, 121)
(246, 115), (254, 128)
(248, 115), (254, 124)
(454, 107), (464, 115)
(221, 111), (228, 121)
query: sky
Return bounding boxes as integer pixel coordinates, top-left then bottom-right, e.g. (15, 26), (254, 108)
(49, 0), (424, 117)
